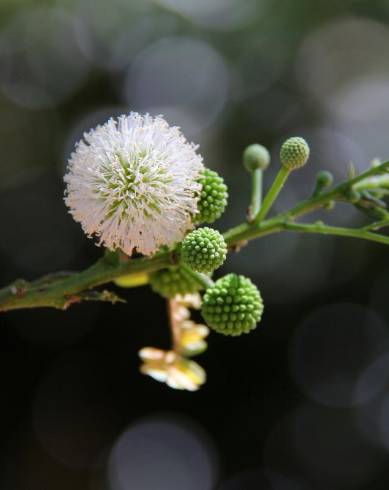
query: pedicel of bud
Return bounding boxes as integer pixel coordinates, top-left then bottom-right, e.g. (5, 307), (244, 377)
(243, 144), (271, 172)
(280, 136), (310, 171)
(181, 227), (227, 273)
(354, 194), (389, 220)
(360, 190), (387, 208)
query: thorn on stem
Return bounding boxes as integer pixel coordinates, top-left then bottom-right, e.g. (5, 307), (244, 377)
(63, 295), (81, 310)
(10, 280), (27, 297)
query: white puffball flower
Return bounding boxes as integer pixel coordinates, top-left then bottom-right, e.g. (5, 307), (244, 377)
(64, 113), (204, 256)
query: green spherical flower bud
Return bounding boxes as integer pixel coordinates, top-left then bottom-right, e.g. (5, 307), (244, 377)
(195, 168), (228, 224)
(150, 266), (202, 299)
(243, 144), (270, 172)
(313, 170), (334, 197)
(201, 274), (263, 336)
(280, 137), (310, 170)
(181, 227), (227, 273)
(316, 170), (334, 189)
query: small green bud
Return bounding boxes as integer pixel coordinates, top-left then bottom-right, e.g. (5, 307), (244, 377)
(243, 144), (270, 172)
(317, 170), (333, 188)
(181, 227), (227, 273)
(195, 168), (228, 224)
(313, 170), (334, 197)
(280, 137), (310, 170)
(150, 266), (203, 299)
(201, 273), (264, 336)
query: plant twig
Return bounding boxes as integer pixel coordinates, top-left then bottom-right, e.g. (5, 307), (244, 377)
(1, 160), (389, 313)
(287, 160), (389, 219)
(255, 166), (290, 222)
(180, 265), (214, 290)
(248, 168), (263, 222)
(363, 219), (389, 231)
(0, 251), (172, 311)
(167, 298), (181, 351)
(281, 221), (389, 245)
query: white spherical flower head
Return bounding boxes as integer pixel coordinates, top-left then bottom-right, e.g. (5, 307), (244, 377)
(64, 113), (204, 256)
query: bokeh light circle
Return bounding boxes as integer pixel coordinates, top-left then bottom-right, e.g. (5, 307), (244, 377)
(108, 414), (219, 490)
(289, 303), (389, 407)
(123, 37), (229, 135)
(0, 6), (89, 109)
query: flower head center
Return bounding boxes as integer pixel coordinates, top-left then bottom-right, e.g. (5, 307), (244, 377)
(96, 149), (173, 219)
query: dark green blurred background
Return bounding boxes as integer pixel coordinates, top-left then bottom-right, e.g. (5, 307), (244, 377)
(1, 0), (389, 489)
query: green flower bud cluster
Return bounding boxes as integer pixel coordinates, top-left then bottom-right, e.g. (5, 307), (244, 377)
(195, 168), (228, 224)
(243, 144), (270, 172)
(150, 265), (203, 299)
(280, 137), (310, 170)
(181, 227), (227, 273)
(201, 273), (263, 336)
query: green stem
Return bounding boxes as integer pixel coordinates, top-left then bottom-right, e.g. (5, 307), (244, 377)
(287, 160), (389, 219)
(353, 175), (389, 191)
(223, 218), (282, 246)
(255, 166), (290, 222)
(0, 251), (172, 311)
(180, 264), (215, 290)
(362, 219), (389, 231)
(282, 221), (389, 245)
(1, 160), (389, 312)
(248, 168), (262, 222)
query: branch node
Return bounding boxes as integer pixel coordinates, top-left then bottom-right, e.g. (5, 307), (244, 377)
(229, 240), (248, 253)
